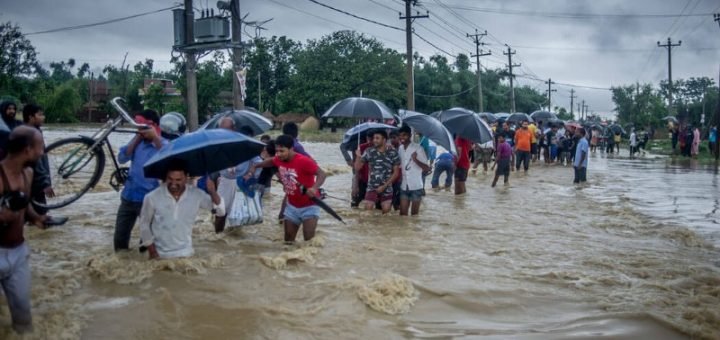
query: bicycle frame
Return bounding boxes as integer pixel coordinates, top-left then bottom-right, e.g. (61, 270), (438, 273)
(57, 97), (149, 179)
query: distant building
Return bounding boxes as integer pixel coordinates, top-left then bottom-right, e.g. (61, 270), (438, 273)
(138, 78), (181, 97)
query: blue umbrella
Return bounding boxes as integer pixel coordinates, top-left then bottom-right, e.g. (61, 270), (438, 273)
(437, 108), (494, 144)
(398, 109), (456, 154)
(341, 122), (397, 151)
(143, 129), (265, 179)
(321, 97), (395, 120)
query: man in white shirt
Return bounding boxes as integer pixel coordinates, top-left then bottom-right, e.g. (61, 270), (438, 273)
(397, 125), (430, 216)
(629, 128), (638, 158)
(139, 160), (225, 259)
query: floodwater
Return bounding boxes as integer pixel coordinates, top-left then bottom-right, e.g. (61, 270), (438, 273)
(1, 128), (718, 339)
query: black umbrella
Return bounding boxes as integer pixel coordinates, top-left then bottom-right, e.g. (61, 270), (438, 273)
(506, 112), (533, 124)
(143, 129), (265, 179)
(398, 109), (457, 154)
(436, 108), (493, 144)
(321, 97), (395, 121)
(296, 183), (345, 224)
(608, 124), (626, 135)
(340, 122), (397, 151)
(476, 112), (497, 123)
(201, 109), (273, 136)
(530, 110), (557, 122)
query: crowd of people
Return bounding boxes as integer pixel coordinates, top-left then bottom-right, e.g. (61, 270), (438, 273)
(670, 123), (716, 159)
(0, 97), (713, 335)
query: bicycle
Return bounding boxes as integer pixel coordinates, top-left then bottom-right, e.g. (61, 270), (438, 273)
(37, 97), (148, 210)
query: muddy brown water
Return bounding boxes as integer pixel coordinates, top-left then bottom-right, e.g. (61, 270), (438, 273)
(0, 128), (718, 339)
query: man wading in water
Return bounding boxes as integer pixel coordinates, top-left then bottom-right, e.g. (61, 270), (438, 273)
(355, 130), (400, 214)
(397, 125), (430, 216)
(0, 127), (49, 334)
(247, 135), (326, 243)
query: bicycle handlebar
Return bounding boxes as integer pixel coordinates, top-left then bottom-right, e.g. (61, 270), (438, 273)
(110, 97), (148, 129)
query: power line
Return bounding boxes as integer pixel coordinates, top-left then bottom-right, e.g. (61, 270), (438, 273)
(367, 0), (398, 12)
(26, 5), (183, 35)
(416, 84), (478, 98)
(307, 0), (402, 31)
(413, 31), (454, 58)
(423, 3), (715, 19)
(517, 74), (612, 91)
(265, 0), (405, 47)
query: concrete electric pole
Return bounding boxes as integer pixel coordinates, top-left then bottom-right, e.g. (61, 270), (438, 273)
(399, 0), (428, 111)
(184, 0), (199, 131)
(657, 37), (681, 113)
(503, 46), (521, 113)
(545, 78), (556, 111)
(231, 0), (245, 110)
(467, 29), (490, 112)
(570, 89), (577, 119)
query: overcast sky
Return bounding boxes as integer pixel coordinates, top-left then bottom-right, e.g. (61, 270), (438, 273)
(3, 0), (720, 118)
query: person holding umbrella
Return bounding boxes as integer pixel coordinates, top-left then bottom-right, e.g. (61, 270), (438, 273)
(397, 125), (430, 216)
(246, 135), (327, 243)
(139, 159), (225, 259)
(355, 130), (400, 214)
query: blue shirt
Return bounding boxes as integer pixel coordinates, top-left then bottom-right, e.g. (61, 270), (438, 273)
(710, 128), (717, 143)
(573, 137), (589, 168)
(118, 138), (167, 202)
(436, 152), (454, 163)
(293, 139), (310, 157)
(419, 137), (436, 162)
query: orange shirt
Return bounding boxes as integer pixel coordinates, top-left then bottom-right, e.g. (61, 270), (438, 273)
(514, 128), (532, 152)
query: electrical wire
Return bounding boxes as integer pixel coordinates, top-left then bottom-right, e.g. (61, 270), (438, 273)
(306, 0), (403, 31)
(423, 3), (715, 19)
(416, 84), (478, 98)
(26, 5), (183, 35)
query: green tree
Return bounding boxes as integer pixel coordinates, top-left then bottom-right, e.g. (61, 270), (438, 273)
(143, 83), (166, 113)
(287, 30), (405, 114)
(0, 22), (41, 97)
(42, 83), (81, 123)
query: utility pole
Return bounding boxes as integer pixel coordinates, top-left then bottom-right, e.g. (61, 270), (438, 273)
(714, 13), (719, 161)
(231, 0), (245, 110)
(258, 71), (262, 112)
(581, 100), (586, 120)
(399, 1), (428, 111)
(545, 78), (556, 111)
(467, 29), (490, 112)
(184, 0), (199, 130)
(657, 37), (681, 113)
(570, 89), (576, 119)
(583, 103), (589, 120)
(503, 46), (521, 113)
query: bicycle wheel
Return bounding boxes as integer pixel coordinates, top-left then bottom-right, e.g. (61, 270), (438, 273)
(35, 137), (106, 210)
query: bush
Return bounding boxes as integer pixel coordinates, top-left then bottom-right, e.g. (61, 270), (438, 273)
(43, 83), (81, 123)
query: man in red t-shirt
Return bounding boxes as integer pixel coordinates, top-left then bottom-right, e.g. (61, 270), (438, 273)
(247, 135), (326, 243)
(454, 136), (472, 195)
(351, 135), (372, 207)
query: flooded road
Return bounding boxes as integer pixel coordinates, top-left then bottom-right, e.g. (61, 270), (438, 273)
(1, 128), (718, 339)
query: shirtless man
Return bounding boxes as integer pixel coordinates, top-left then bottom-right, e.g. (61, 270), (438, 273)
(0, 126), (48, 333)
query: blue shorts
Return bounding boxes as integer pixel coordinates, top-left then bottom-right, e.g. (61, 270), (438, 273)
(283, 203), (320, 225)
(400, 189), (424, 202)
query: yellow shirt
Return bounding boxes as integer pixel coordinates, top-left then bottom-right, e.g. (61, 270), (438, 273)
(528, 124), (537, 144)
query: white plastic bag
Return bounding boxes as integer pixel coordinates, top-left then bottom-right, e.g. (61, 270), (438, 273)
(227, 189), (263, 227)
